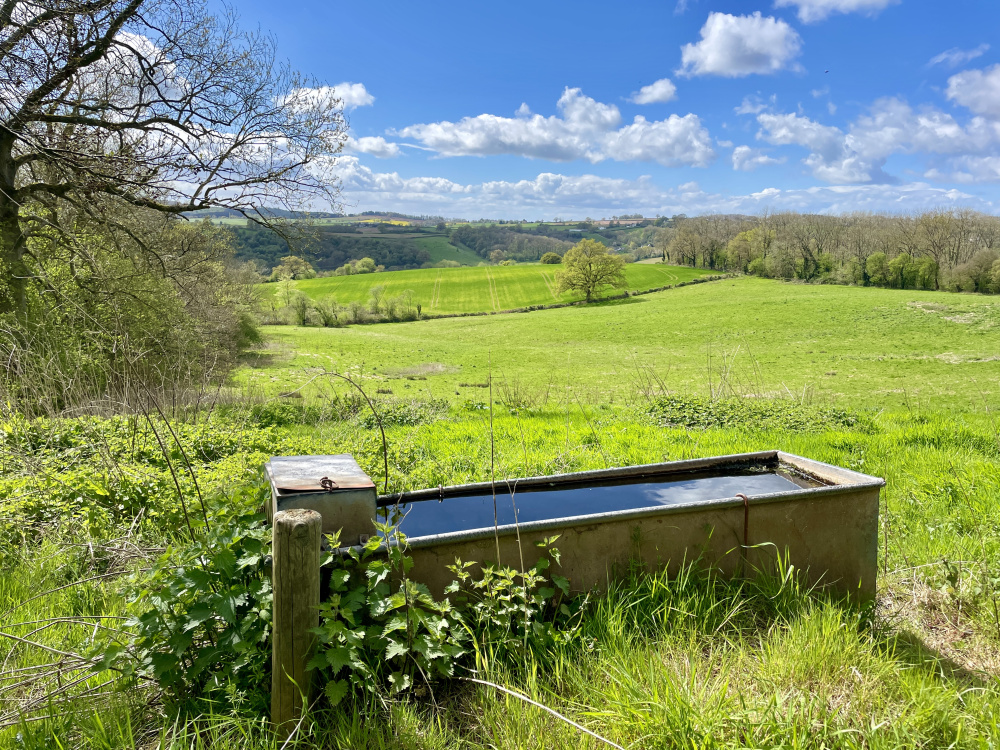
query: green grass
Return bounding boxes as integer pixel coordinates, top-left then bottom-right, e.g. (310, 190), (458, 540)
(3, 406), (1000, 748)
(252, 276), (1000, 412)
(410, 235), (482, 265)
(263, 263), (713, 315)
(5, 275), (1000, 747)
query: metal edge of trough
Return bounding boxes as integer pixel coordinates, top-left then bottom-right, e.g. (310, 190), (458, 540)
(378, 450), (782, 505)
(337, 450), (884, 554)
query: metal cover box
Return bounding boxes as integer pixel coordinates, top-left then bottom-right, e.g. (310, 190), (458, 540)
(264, 455), (377, 545)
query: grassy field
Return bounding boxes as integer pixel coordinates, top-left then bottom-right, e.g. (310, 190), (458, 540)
(4, 275), (1000, 748)
(410, 234), (482, 265)
(253, 276), (1000, 412)
(265, 263), (713, 315)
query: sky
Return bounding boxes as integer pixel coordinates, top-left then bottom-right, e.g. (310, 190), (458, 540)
(228, 0), (999, 219)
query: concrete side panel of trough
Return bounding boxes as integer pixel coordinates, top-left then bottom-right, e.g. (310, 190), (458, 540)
(403, 487), (879, 602)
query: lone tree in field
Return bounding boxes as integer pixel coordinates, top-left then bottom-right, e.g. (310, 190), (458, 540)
(556, 239), (627, 302)
(0, 0), (347, 317)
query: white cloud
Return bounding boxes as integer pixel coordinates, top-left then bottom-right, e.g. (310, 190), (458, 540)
(773, 0), (898, 23)
(322, 156), (991, 217)
(928, 44), (990, 69)
(678, 12), (802, 78)
(925, 157), (1000, 184)
(346, 136), (401, 158)
(946, 64), (1000, 118)
(603, 114), (715, 167)
(333, 82), (375, 109)
(756, 97), (1000, 183)
(280, 83), (373, 114)
(630, 78), (678, 104)
(735, 94), (777, 114)
(397, 88), (616, 162)
(757, 111), (891, 182)
(397, 87), (715, 167)
(732, 145), (784, 171)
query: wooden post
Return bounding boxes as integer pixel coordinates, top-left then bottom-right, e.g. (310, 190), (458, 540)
(271, 508), (322, 740)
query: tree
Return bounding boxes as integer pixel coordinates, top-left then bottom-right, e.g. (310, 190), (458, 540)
(268, 255), (316, 281)
(0, 0), (347, 316)
(540, 252), (562, 264)
(556, 239), (627, 302)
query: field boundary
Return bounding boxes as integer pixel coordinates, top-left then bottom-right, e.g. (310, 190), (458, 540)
(314, 273), (728, 327)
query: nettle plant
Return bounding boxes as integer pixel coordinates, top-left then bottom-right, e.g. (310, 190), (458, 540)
(310, 525), (587, 706)
(122, 511), (585, 713)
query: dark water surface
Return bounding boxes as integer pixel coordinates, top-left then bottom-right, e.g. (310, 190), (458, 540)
(381, 472), (808, 539)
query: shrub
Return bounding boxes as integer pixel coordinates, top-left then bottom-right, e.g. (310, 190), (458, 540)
(648, 395), (868, 433)
(540, 252), (562, 264)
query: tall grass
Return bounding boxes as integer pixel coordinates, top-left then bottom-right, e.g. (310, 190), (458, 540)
(1, 387), (999, 747)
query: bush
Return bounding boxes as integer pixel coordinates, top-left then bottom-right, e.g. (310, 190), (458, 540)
(648, 395), (867, 433)
(540, 252), (562, 264)
(120, 496), (274, 714)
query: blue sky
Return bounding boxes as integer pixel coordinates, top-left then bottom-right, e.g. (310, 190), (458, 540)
(232, 0), (999, 218)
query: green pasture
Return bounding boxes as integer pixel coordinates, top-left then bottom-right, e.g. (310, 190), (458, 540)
(6, 275), (1000, 748)
(263, 263), (712, 315)
(5, 404), (1000, 748)
(253, 276), (1000, 412)
(410, 234), (482, 265)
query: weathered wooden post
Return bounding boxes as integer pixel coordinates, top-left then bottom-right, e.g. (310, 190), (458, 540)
(271, 508), (322, 740)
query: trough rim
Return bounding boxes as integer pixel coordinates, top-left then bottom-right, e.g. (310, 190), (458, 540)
(344, 450), (884, 553)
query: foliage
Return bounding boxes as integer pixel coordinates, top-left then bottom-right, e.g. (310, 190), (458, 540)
(450, 224), (572, 263)
(122, 497), (274, 714)
(0, 216), (262, 415)
(267, 256), (316, 282)
(556, 239), (628, 302)
(663, 209), (1000, 293)
(310, 527), (467, 703)
(311, 528), (583, 706)
(648, 394), (867, 432)
(540, 252), (562, 264)
(0, 0), (346, 320)
(446, 536), (586, 662)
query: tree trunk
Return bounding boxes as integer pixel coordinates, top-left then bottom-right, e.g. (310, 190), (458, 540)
(0, 131), (27, 317)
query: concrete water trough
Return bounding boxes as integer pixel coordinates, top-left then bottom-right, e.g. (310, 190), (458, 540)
(265, 450), (884, 602)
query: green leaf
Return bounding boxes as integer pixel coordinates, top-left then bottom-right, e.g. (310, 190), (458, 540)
(385, 639), (409, 660)
(325, 679), (350, 706)
(182, 602), (215, 631)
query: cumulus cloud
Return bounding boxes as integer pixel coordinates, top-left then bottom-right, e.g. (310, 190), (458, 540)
(630, 78), (678, 104)
(333, 82), (375, 109)
(773, 0), (898, 23)
(928, 44), (990, 69)
(757, 111), (891, 183)
(732, 145), (784, 171)
(280, 83), (374, 114)
(346, 136), (401, 158)
(397, 87), (715, 167)
(321, 155), (991, 216)
(397, 88), (616, 162)
(946, 64), (1000, 118)
(603, 114), (715, 167)
(678, 12), (802, 78)
(756, 96), (1000, 183)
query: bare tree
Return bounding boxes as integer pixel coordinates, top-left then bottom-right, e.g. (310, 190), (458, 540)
(0, 0), (347, 315)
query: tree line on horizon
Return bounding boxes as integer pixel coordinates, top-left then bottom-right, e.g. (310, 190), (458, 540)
(657, 210), (1000, 293)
